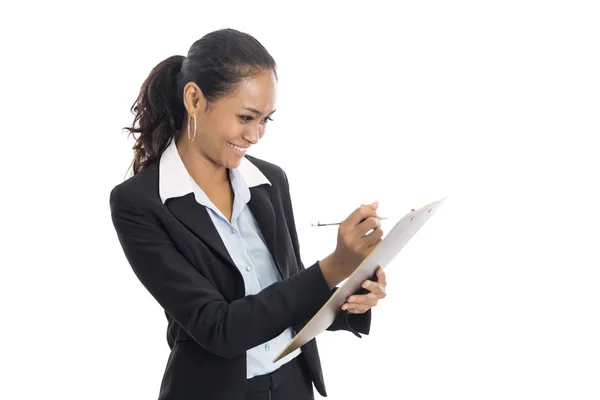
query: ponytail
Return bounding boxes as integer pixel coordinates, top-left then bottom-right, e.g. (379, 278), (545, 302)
(124, 55), (186, 176)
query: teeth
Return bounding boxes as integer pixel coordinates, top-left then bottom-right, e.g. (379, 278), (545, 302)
(228, 142), (247, 152)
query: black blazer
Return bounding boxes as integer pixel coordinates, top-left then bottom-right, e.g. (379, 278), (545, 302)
(109, 155), (371, 400)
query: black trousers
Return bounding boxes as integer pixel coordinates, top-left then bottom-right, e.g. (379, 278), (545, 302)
(245, 355), (315, 400)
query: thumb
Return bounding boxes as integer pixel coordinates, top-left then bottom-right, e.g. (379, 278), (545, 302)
(369, 201), (379, 210)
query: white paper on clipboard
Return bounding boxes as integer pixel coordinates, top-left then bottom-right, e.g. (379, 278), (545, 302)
(273, 197), (447, 363)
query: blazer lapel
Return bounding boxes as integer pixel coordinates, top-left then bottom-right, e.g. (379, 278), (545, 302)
(165, 184), (285, 280)
(166, 193), (237, 270)
(248, 185), (284, 279)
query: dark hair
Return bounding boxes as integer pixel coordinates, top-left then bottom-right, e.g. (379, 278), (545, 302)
(123, 28), (278, 176)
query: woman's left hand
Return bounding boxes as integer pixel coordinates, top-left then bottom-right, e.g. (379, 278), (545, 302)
(341, 267), (387, 314)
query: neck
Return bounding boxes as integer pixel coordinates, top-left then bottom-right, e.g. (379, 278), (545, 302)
(176, 137), (229, 190)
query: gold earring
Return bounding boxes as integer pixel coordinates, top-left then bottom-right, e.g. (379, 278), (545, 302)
(187, 114), (197, 142)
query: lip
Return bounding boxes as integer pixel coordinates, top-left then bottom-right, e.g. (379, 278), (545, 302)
(228, 142), (248, 156)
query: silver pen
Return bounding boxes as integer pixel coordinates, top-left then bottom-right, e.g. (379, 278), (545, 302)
(311, 216), (388, 227)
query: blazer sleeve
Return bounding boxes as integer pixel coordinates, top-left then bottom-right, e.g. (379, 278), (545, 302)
(110, 185), (334, 360)
(280, 171), (371, 337)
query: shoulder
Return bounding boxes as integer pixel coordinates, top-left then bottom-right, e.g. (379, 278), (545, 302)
(109, 161), (160, 213)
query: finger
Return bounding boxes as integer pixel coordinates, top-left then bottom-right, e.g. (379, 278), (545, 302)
(376, 267), (387, 287)
(344, 303), (371, 314)
(362, 226), (383, 246)
(361, 280), (386, 298)
(347, 203), (379, 227)
(357, 228), (383, 256)
(367, 238), (382, 249)
(347, 292), (378, 307)
(357, 216), (382, 237)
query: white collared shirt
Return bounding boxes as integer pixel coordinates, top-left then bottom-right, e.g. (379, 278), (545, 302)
(159, 138), (301, 378)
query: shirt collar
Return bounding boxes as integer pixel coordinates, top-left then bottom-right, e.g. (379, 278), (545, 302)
(158, 137), (271, 204)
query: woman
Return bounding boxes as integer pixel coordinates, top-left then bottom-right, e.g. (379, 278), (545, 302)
(110, 28), (387, 400)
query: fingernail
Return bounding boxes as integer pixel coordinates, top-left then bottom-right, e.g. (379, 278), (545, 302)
(342, 305), (347, 310)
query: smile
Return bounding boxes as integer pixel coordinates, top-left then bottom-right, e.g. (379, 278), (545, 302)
(228, 142), (248, 152)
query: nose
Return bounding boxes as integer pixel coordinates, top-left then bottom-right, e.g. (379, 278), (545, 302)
(242, 126), (261, 145)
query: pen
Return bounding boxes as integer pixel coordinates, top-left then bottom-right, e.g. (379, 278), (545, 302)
(311, 216), (388, 227)
(311, 208), (417, 227)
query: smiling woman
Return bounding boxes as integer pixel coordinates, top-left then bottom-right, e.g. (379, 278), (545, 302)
(111, 28), (387, 400)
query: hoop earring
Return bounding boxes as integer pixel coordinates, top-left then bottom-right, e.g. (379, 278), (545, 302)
(187, 114), (197, 142)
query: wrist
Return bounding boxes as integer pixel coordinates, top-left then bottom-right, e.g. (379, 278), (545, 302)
(319, 252), (344, 290)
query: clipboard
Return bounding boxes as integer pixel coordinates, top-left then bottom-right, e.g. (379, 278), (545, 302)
(273, 197), (447, 363)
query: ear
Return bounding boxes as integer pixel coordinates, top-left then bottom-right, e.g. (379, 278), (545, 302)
(182, 82), (207, 116)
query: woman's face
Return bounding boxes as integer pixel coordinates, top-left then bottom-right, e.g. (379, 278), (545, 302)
(183, 69), (277, 170)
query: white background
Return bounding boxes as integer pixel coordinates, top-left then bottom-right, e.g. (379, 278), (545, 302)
(1, 1), (599, 399)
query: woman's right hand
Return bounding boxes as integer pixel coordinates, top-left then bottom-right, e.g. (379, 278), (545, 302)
(319, 201), (384, 289)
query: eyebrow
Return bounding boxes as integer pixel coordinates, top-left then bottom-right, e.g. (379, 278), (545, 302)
(243, 107), (276, 117)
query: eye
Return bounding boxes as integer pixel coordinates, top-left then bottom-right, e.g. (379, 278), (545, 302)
(238, 115), (275, 124)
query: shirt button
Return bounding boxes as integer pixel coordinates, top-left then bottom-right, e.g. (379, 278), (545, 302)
(264, 343), (270, 351)
(230, 228), (236, 234)
(245, 265), (252, 272)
